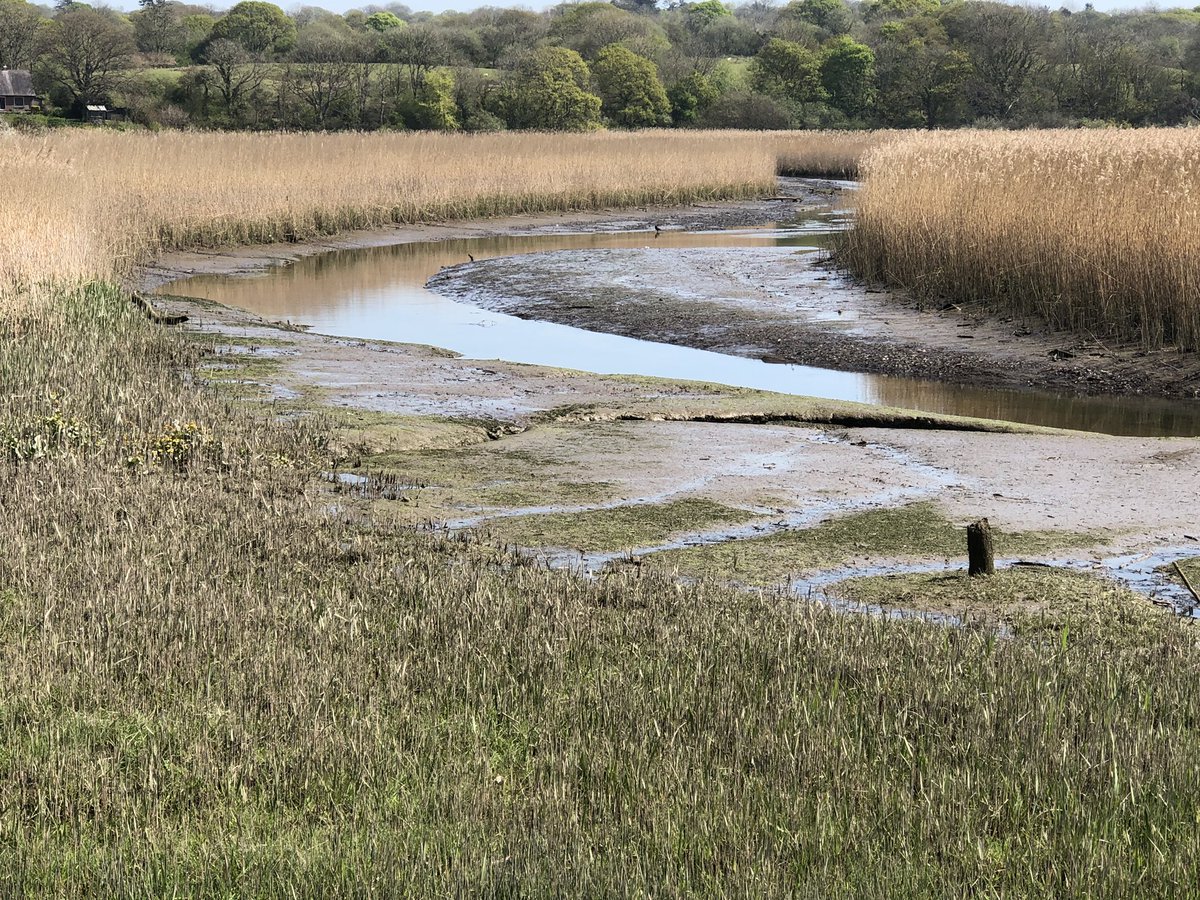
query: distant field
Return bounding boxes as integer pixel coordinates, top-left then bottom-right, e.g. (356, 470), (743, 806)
(842, 128), (1200, 349)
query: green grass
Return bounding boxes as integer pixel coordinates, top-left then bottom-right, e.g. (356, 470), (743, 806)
(4, 282), (1200, 895)
(647, 502), (1107, 585)
(482, 497), (757, 552)
(833, 566), (1178, 648)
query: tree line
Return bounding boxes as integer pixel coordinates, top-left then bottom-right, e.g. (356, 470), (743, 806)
(2, 0), (1200, 131)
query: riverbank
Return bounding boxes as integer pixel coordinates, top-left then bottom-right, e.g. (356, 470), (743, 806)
(429, 226), (1200, 400)
(144, 189), (1200, 615)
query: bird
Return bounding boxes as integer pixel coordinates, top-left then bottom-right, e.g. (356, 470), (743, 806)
(467, 253), (475, 262)
(654, 224), (662, 239)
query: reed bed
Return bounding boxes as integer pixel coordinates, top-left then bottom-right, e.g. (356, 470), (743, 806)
(775, 129), (897, 178)
(0, 128), (879, 298)
(841, 128), (1200, 349)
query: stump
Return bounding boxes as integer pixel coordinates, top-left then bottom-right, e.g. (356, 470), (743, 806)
(967, 518), (995, 577)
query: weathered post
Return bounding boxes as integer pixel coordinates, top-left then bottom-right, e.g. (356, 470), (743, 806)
(967, 518), (995, 577)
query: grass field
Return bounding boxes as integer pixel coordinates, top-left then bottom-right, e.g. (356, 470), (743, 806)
(841, 128), (1200, 350)
(3, 129), (1200, 894)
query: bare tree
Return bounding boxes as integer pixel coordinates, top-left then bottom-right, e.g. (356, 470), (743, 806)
(205, 37), (270, 124)
(44, 8), (136, 109)
(288, 28), (356, 128)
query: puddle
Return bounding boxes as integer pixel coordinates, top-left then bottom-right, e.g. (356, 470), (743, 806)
(166, 220), (1200, 437)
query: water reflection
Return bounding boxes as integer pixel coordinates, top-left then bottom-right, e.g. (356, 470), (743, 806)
(166, 224), (1200, 438)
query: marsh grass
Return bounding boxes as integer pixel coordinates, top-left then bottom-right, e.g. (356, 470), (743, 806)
(5, 131), (1200, 894)
(841, 128), (1200, 349)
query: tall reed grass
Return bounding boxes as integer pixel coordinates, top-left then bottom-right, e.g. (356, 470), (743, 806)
(841, 128), (1200, 349)
(0, 128), (866, 296)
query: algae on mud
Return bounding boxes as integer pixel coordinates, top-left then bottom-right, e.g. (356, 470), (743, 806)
(480, 497), (758, 553)
(645, 503), (1109, 586)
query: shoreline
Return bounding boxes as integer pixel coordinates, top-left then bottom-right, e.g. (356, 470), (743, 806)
(143, 178), (1200, 403)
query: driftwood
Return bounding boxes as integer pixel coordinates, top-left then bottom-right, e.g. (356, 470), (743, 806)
(1174, 561), (1200, 604)
(130, 292), (188, 326)
(967, 518), (995, 577)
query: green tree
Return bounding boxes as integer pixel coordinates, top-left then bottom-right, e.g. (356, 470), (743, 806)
(204, 37), (269, 124)
(592, 44), (670, 127)
(820, 35), (874, 117)
(940, 1), (1047, 120)
(404, 67), (459, 130)
(131, 0), (186, 56)
(751, 37), (826, 103)
(548, 2), (668, 60)
(209, 1), (295, 56)
(364, 11), (404, 33)
(789, 0), (853, 35)
(684, 0), (732, 29)
(667, 71), (719, 124)
(0, 0), (46, 70)
(497, 47), (602, 131)
(874, 21), (973, 128)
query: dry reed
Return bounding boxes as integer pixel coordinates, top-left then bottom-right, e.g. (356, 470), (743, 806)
(841, 128), (1200, 349)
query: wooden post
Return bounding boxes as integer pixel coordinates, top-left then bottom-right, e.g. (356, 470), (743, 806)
(967, 518), (995, 577)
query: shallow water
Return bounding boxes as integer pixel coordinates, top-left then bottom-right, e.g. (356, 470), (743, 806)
(167, 220), (1200, 437)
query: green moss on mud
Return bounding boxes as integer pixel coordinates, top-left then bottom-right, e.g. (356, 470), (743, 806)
(647, 503), (1106, 585)
(483, 498), (756, 552)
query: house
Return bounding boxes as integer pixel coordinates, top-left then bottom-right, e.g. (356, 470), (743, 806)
(0, 69), (40, 113)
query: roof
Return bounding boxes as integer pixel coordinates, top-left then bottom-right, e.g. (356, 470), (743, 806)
(87, 106), (108, 112)
(0, 70), (36, 98)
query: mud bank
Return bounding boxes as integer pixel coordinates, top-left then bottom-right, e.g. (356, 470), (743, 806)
(428, 231), (1200, 401)
(141, 179), (1200, 623)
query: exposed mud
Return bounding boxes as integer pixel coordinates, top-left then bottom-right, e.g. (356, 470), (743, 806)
(141, 179), (1200, 623)
(429, 241), (1200, 400)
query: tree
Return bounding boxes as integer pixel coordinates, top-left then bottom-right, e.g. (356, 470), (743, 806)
(787, 0), (853, 35)
(288, 26), (356, 128)
(384, 24), (450, 95)
(497, 47), (602, 131)
(941, 1), (1046, 120)
(364, 11), (404, 33)
(873, 18), (973, 127)
(131, 0), (185, 56)
(209, 1), (295, 56)
(667, 71), (718, 124)
(43, 8), (136, 109)
(820, 35), (874, 117)
(684, 0), (732, 29)
(205, 37), (269, 123)
(403, 67), (458, 130)
(751, 38), (826, 104)
(0, 0), (46, 71)
(592, 43), (670, 127)
(549, 2), (668, 60)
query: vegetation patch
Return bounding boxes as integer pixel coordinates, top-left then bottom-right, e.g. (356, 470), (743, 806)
(482, 497), (757, 553)
(647, 502), (1106, 585)
(832, 567), (1183, 649)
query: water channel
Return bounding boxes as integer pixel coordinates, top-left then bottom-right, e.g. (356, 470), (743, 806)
(165, 219), (1200, 437)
